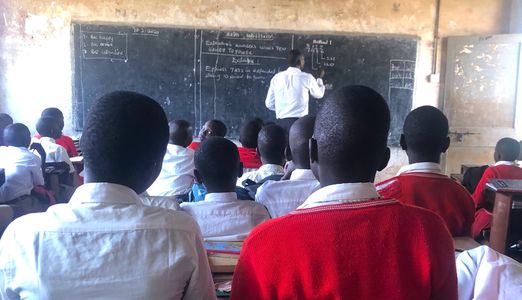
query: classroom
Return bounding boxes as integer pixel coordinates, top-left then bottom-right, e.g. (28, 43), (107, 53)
(0, 0), (521, 299)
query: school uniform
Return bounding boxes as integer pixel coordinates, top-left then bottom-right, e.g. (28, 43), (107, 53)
(0, 146), (44, 203)
(472, 161), (522, 208)
(456, 246), (522, 300)
(231, 183), (458, 300)
(255, 169), (320, 217)
(147, 144), (195, 197)
(187, 141), (200, 151)
(180, 192), (270, 241)
(35, 133), (78, 157)
(38, 137), (75, 173)
(238, 147), (262, 169)
(376, 162), (475, 237)
(0, 183), (216, 299)
(471, 161), (522, 237)
(237, 164), (284, 187)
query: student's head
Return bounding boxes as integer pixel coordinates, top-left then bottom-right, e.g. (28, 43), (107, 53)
(239, 119), (263, 149)
(400, 106), (450, 164)
(494, 138), (520, 162)
(194, 137), (242, 193)
(310, 85), (390, 186)
(198, 119), (227, 141)
(36, 117), (61, 139)
(289, 115), (315, 169)
(3, 123), (31, 148)
(169, 120), (192, 147)
(41, 107), (64, 131)
(80, 91), (169, 194)
(0, 113), (14, 146)
(257, 124), (286, 166)
(288, 49), (305, 69)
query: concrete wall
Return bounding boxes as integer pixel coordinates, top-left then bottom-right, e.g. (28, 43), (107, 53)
(0, 0), (510, 180)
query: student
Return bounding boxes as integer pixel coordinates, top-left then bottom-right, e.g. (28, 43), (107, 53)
(237, 124), (286, 187)
(181, 137), (270, 241)
(35, 116), (75, 175)
(0, 123), (45, 215)
(255, 115), (320, 217)
(0, 91), (216, 299)
(376, 106), (475, 237)
(238, 119), (263, 169)
(187, 119), (227, 151)
(231, 86), (457, 299)
(35, 108), (78, 157)
(0, 113), (13, 146)
(147, 120), (195, 198)
(471, 137), (522, 237)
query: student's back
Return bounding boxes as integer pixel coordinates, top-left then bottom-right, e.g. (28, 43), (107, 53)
(35, 117), (74, 174)
(473, 162), (522, 208)
(377, 106), (474, 237)
(34, 108), (78, 157)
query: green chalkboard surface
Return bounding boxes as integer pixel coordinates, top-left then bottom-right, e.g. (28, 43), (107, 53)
(73, 23), (418, 145)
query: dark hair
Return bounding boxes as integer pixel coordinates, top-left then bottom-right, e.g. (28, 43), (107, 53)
(289, 115), (315, 169)
(3, 123), (31, 148)
(403, 106), (449, 154)
(239, 119), (263, 148)
(0, 113), (13, 127)
(81, 91), (169, 193)
(314, 85), (390, 170)
(41, 107), (64, 120)
(495, 138), (520, 161)
(257, 124), (286, 165)
(195, 137), (240, 189)
(200, 119), (227, 140)
(36, 117), (61, 139)
(288, 49), (303, 67)
(169, 120), (192, 147)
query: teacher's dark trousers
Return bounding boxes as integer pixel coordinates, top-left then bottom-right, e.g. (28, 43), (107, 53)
(276, 117), (299, 160)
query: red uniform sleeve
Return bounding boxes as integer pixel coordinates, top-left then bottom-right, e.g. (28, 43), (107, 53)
(375, 177), (401, 200)
(472, 167), (493, 208)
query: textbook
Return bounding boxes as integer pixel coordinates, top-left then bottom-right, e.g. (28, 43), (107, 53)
(204, 241), (242, 255)
(485, 179), (522, 193)
(205, 241), (243, 273)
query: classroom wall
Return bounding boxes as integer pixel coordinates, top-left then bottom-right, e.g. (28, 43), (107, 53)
(0, 0), (510, 179)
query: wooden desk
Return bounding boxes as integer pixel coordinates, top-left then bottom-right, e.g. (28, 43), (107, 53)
(486, 181), (522, 255)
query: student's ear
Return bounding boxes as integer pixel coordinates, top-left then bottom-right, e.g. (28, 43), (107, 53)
(309, 137), (318, 164)
(377, 147), (391, 172)
(399, 134), (407, 151)
(194, 169), (203, 184)
(237, 162), (244, 178)
(441, 136), (450, 153)
(494, 150), (501, 162)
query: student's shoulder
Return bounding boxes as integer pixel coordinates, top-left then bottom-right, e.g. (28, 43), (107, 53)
(397, 203), (451, 231)
(141, 204), (201, 233)
(375, 175), (401, 196)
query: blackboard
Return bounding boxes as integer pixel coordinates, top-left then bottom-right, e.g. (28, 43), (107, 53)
(73, 23), (418, 145)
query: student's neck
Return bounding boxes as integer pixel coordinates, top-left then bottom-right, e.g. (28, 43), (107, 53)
(261, 158), (284, 166)
(293, 161), (310, 170)
(205, 184), (236, 194)
(407, 153), (441, 165)
(318, 169), (375, 187)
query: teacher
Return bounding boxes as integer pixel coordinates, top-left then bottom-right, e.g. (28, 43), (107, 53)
(265, 49), (326, 139)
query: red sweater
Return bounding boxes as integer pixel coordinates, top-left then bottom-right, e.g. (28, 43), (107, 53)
(376, 172), (475, 237)
(34, 134), (78, 157)
(231, 199), (457, 300)
(238, 147), (262, 169)
(472, 164), (522, 208)
(187, 141), (200, 151)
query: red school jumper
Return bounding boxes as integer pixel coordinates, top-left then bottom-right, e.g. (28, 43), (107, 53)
(471, 164), (522, 237)
(238, 147), (262, 169)
(376, 172), (475, 237)
(187, 141), (200, 151)
(34, 134), (78, 157)
(230, 199), (458, 300)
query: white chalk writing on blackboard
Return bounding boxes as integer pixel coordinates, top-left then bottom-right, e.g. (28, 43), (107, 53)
(82, 31), (128, 61)
(389, 60), (415, 90)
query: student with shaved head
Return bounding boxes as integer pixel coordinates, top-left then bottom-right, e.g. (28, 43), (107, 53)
(0, 113), (13, 146)
(188, 119), (227, 151)
(255, 115), (320, 217)
(0, 123), (45, 215)
(34, 108), (78, 157)
(472, 137), (522, 237)
(376, 106), (475, 237)
(231, 86), (457, 299)
(0, 91), (215, 299)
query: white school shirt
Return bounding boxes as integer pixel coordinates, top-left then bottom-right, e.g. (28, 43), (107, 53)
(147, 144), (195, 196)
(38, 137), (75, 173)
(256, 169), (320, 217)
(237, 164), (284, 187)
(139, 195), (181, 211)
(0, 146), (44, 202)
(456, 245), (522, 300)
(298, 182), (381, 209)
(396, 162), (444, 175)
(0, 183), (216, 300)
(265, 67), (325, 119)
(180, 192), (270, 241)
